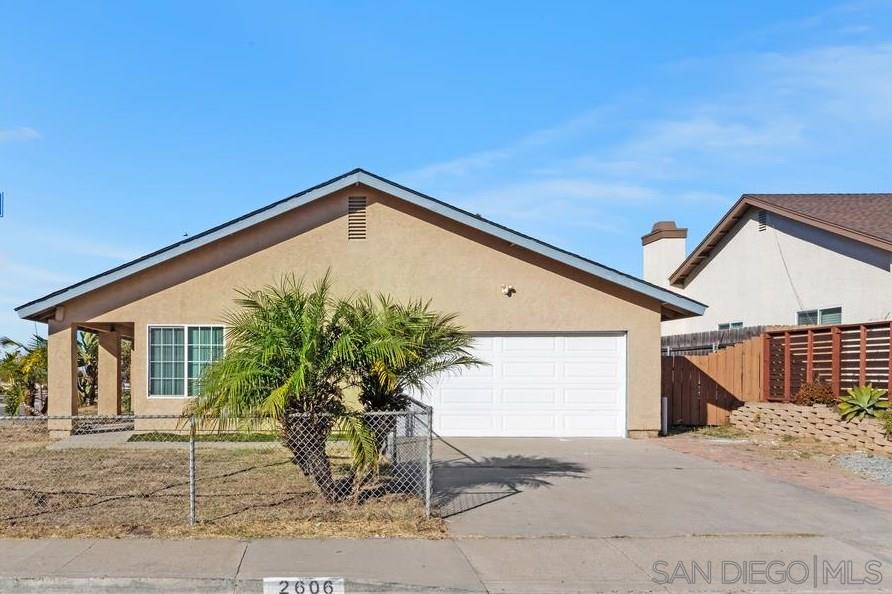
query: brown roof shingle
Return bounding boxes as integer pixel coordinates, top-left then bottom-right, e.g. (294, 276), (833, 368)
(745, 193), (892, 244)
(670, 193), (892, 285)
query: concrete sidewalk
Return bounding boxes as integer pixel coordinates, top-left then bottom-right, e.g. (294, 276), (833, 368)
(2, 534), (892, 594)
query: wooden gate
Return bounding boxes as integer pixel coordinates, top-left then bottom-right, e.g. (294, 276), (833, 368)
(661, 336), (763, 426)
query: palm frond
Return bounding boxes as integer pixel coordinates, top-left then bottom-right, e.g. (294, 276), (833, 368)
(338, 414), (381, 474)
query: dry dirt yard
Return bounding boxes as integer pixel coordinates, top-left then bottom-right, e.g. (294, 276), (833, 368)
(661, 425), (892, 512)
(0, 425), (443, 539)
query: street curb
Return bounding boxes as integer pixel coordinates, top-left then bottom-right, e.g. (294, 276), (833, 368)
(0, 576), (486, 594)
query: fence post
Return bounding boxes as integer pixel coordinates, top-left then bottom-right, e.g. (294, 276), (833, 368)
(888, 321), (892, 393)
(783, 332), (792, 402)
(860, 325), (868, 386)
(189, 416), (196, 526)
(424, 406), (433, 519)
(805, 329), (814, 383)
(761, 333), (770, 401)
(831, 326), (841, 396)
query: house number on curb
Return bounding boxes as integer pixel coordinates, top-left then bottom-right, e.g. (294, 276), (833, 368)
(263, 577), (345, 594)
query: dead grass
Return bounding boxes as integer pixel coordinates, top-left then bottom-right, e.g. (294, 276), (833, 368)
(690, 424), (749, 440)
(679, 423), (859, 462)
(0, 427), (443, 539)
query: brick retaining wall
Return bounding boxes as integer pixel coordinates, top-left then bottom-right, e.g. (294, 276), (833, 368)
(730, 402), (892, 455)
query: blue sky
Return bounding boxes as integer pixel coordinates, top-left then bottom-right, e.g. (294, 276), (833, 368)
(2, 1), (892, 341)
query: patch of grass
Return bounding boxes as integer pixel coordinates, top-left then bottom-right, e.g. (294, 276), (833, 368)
(0, 427), (437, 539)
(694, 425), (748, 440)
(128, 431), (278, 443)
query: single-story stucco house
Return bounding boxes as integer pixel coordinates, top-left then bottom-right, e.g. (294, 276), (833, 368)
(16, 169), (705, 438)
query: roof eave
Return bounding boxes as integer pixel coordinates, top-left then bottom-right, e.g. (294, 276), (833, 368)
(16, 169), (707, 321)
(669, 195), (892, 286)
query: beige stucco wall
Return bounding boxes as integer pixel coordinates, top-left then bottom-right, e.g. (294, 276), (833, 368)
(48, 184), (664, 434)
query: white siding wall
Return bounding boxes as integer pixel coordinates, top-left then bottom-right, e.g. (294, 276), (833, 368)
(663, 210), (892, 334)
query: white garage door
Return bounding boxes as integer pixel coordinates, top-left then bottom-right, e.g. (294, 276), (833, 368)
(420, 334), (627, 437)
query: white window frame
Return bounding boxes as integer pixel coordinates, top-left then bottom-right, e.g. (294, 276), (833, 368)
(147, 324), (225, 399)
(796, 305), (843, 326)
(718, 321), (743, 330)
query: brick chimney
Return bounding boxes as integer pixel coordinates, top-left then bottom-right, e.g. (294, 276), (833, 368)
(642, 221), (687, 288)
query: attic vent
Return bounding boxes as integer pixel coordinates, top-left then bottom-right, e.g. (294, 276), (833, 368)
(348, 196), (367, 240)
(757, 209), (767, 232)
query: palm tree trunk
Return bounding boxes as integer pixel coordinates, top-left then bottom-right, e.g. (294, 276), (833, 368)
(282, 415), (339, 502)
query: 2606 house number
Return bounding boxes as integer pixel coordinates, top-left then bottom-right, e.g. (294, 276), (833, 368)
(262, 577), (345, 594)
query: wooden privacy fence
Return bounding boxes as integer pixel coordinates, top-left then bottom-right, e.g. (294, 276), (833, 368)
(662, 336), (763, 426)
(764, 321), (892, 402)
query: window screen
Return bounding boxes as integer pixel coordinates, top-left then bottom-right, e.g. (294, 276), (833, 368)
(797, 310), (818, 325)
(149, 325), (224, 397)
(188, 326), (225, 396)
(148, 327), (185, 396)
(819, 307), (842, 325)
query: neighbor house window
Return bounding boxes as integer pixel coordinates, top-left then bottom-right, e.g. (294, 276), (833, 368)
(718, 322), (743, 330)
(797, 307), (842, 326)
(148, 325), (224, 397)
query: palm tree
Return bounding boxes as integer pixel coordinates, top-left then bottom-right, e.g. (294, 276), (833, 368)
(0, 335), (48, 414)
(77, 332), (98, 406)
(345, 294), (482, 413)
(186, 274), (382, 501)
(187, 274), (482, 501)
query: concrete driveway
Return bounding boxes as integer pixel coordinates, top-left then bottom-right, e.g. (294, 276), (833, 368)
(434, 436), (892, 551)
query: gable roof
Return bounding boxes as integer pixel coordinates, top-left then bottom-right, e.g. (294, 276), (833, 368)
(16, 168), (705, 321)
(670, 193), (892, 286)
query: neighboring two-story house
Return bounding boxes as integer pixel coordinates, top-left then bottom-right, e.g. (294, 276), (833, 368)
(643, 194), (892, 335)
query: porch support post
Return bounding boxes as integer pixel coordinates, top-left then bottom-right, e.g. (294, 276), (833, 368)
(47, 322), (78, 438)
(98, 330), (122, 416)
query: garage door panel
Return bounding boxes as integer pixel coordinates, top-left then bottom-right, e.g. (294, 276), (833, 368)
(564, 388), (622, 406)
(449, 365), (495, 379)
(421, 334), (626, 437)
(501, 336), (557, 351)
(501, 388), (558, 405)
(501, 414), (558, 434)
(564, 361), (621, 378)
(439, 388), (496, 407)
(564, 337), (620, 353)
(501, 362), (556, 378)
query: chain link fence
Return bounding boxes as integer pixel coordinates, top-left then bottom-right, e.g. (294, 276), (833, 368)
(0, 400), (432, 536)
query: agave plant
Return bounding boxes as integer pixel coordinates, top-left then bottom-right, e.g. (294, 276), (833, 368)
(838, 384), (889, 422)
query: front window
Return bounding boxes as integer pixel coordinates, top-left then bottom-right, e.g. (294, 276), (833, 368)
(148, 325), (224, 397)
(797, 307), (842, 326)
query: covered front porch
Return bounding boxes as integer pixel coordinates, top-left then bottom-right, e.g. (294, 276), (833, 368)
(47, 320), (134, 437)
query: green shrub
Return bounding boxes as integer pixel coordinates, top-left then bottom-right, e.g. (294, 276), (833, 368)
(2, 387), (23, 415)
(878, 410), (892, 438)
(838, 384), (889, 422)
(794, 380), (837, 406)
